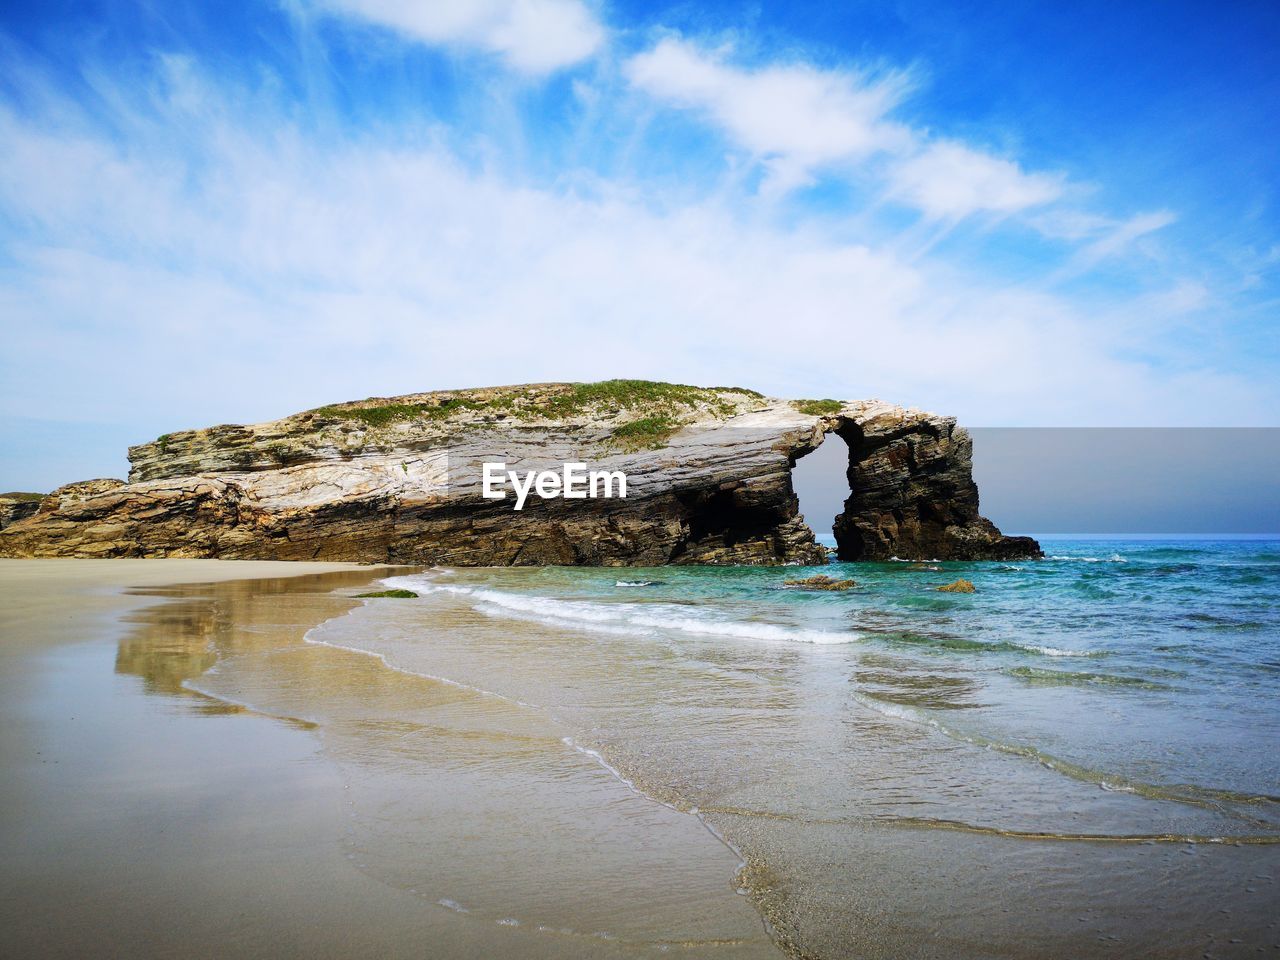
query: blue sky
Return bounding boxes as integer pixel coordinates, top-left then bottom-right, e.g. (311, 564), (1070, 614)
(1, 0), (1277, 490)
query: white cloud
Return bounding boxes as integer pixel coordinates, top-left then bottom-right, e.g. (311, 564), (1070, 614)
(1071, 209), (1177, 267)
(0, 67), (1269, 457)
(625, 37), (1075, 220)
(625, 37), (913, 192)
(887, 140), (1064, 220)
(310, 0), (605, 73)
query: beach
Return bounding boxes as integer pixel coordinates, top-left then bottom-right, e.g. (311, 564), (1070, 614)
(4, 0), (1276, 953)
(2, 549), (1277, 959)
(0, 560), (776, 959)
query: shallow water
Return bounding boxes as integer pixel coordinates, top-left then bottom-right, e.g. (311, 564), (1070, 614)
(0, 568), (777, 959)
(277, 538), (1280, 957)
(14, 545), (1275, 958)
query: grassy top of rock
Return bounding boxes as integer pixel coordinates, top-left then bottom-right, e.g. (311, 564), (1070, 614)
(303, 381), (771, 453)
(792, 399), (843, 416)
(309, 380), (764, 431)
(128, 381), (781, 480)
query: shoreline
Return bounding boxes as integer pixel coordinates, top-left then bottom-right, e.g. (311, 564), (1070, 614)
(4, 556), (1277, 959)
(0, 559), (780, 959)
(296, 570), (781, 947)
(324, 561), (1280, 959)
(0, 558), (388, 657)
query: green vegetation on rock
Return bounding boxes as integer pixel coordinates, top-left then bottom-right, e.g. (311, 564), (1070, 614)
(309, 380), (763, 432)
(0, 491), (44, 501)
(794, 399), (843, 416)
(535, 380), (755, 417)
(129, 382), (771, 473)
(355, 589), (418, 599)
(313, 400), (462, 428)
(611, 414), (678, 449)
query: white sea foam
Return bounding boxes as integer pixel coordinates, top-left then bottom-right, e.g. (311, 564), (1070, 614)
(379, 572), (444, 591)
(1046, 554), (1127, 563)
(384, 573), (1100, 657)
(1021, 643), (1096, 658)
(413, 582), (860, 645)
(560, 736), (682, 809)
(851, 692), (931, 726)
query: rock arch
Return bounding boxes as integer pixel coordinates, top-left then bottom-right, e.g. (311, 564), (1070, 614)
(0, 385), (1040, 564)
(786, 412), (1039, 563)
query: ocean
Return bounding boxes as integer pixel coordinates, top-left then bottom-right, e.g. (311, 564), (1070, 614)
(196, 538), (1280, 957)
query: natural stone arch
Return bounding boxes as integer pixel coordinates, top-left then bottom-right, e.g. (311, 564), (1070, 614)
(0, 384), (1040, 564)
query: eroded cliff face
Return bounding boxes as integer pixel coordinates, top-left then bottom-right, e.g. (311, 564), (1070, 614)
(829, 413), (1042, 561)
(0, 496), (40, 530)
(0, 382), (1040, 565)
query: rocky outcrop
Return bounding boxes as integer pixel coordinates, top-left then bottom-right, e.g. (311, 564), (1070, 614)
(0, 381), (1040, 565)
(830, 412), (1043, 561)
(783, 575), (857, 591)
(0, 495), (41, 530)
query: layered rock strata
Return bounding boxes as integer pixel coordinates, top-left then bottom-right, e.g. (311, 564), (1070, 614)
(830, 415), (1042, 561)
(0, 495), (40, 530)
(0, 382), (1040, 565)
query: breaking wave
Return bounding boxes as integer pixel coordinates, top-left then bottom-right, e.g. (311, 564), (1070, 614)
(403, 579), (863, 646)
(1046, 554), (1128, 563)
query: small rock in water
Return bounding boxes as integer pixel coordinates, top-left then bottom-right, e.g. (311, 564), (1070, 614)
(354, 589), (419, 598)
(937, 578), (976, 593)
(783, 574), (857, 591)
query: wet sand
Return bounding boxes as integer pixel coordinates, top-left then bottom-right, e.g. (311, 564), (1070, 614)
(0, 560), (777, 959)
(295, 567), (1280, 960)
(4, 559), (1277, 959)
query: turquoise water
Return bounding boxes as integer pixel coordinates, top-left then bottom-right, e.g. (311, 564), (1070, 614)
(374, 537), (1280, 835)
(298, 537), (1280, 955)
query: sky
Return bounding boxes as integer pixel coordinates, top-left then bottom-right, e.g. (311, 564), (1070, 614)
(791, 428), (1280, 535)
(1, 0), (1278, 491)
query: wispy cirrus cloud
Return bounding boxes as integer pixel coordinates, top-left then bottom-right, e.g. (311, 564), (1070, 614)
(624, 36), (913, 192)
(306, 0), (605, 73)
(0, 57), (1264, 447)
(1062, 210), (1178, 273)
(625, 36), (1065, 220)
(886, 140), (1063, 220)
(0, 2), (1273, 490)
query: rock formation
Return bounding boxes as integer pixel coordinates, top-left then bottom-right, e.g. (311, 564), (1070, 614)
(0, 494), (41, 530)
(829, 414), (1041, 561)
(783, 575), (857, 591)
(0, 381), (1040, 565)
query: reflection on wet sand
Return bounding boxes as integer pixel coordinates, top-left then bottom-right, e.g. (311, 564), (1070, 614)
(100, 569), (777, 957)
(114, 570), (382, 703)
